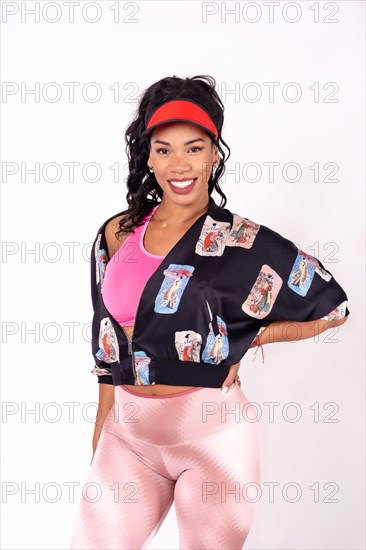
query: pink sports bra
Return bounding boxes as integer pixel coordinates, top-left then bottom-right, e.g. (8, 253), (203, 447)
(101, 205), (166, 327)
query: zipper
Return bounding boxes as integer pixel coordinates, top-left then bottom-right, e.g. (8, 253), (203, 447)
(120, 328), (136, 381)
(120, 328), (133, 355)
(120, 284), (146, 383)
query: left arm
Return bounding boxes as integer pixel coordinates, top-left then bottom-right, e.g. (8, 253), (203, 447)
(221, 316), (349, 392)
(222, 226), (350, 391)
(251, 315), (349, 346)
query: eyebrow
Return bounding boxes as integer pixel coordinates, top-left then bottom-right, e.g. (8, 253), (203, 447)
(152, 138), (206, 146)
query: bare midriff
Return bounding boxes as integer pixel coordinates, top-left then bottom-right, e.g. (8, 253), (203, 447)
(120, 325), (196, 396)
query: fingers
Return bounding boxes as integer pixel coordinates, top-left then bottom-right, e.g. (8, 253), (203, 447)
(221, 371), (240, 394)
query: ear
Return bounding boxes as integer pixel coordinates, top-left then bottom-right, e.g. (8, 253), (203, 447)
(213, 144), (219, 163)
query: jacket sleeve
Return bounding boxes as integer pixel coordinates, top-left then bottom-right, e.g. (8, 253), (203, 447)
(256, 225), (350, 325)
(90, 228), (114, 385)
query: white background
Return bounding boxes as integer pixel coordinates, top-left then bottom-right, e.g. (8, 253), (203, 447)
(1, 1), (364, 549)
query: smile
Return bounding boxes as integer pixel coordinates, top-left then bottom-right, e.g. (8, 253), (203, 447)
(168, 178), (197, 188)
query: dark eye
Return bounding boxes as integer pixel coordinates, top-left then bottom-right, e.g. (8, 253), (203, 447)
(156, 148), (168, 155)
(189, 146), (203, 153)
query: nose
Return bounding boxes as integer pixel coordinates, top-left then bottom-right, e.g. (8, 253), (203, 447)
(168, 153), (192, 173)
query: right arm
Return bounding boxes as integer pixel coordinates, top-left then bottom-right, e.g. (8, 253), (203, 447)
(90, 216), (129, 464)
(91, 383), (115, 463)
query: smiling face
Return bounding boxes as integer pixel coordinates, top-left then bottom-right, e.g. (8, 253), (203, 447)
(147, 121), (219, 208)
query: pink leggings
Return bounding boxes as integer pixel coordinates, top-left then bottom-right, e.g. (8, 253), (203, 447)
(70, 382), (262, 549)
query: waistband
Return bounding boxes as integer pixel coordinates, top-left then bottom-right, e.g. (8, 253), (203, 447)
(119, 384), (206, 399)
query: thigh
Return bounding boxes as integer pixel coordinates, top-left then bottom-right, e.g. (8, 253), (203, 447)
(174, 421), (262, 550)
(70, 429), (175, 550)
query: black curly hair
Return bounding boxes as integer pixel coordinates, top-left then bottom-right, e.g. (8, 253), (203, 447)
(116, 74), (231, 238)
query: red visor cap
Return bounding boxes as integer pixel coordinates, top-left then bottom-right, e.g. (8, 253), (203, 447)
(145, 99), (218, 142)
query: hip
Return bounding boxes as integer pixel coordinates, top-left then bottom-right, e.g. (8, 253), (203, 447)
(104, 381), (260, 446)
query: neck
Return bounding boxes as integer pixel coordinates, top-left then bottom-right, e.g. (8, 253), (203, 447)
(155, 196), (211, 225)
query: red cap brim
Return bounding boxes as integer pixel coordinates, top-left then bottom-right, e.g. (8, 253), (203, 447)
(145, 99), (218, 141)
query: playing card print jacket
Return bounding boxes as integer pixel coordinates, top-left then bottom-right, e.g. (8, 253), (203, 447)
(90, 196), (350, 387)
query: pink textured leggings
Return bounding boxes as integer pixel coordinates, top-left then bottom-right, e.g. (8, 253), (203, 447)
(70, 382), (262, 549)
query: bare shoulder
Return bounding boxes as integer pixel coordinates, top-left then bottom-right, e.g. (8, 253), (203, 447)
(104, 213), (131, 259)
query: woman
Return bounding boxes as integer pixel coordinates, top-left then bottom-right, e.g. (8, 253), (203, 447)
(70, 75), (349, 549)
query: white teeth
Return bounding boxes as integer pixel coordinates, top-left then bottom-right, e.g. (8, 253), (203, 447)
(169, 179), (194, 188)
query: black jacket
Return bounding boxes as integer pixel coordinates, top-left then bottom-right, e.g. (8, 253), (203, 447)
(90, 196), (350, 387)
